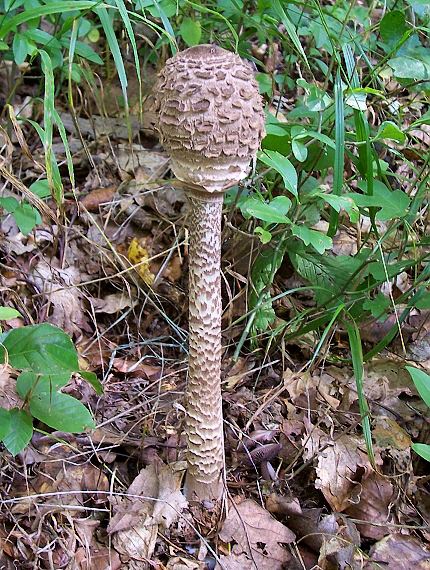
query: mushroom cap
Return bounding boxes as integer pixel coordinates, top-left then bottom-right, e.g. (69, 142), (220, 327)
(154, 44), (265, 193)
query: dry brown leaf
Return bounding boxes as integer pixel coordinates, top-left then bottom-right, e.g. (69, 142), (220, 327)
(303, 430), (374, 512)
(74, 546), (121, 570)
(218, 498), (295, 570)
(317, 514), (361, 570)
(109, 462), (187, 563)
(284, 369), (340, 410)
(0, 364), (22, 410)
(345, 472), (395, 539)
(365, 534), (430, 569)
(80, 186), (116, 212)
(166, 557), (204, 569)
(32, 261), (91, 337)
(92, 292), (137, 314)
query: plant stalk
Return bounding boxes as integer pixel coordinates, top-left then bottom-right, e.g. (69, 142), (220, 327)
(184, 189), (224, 503)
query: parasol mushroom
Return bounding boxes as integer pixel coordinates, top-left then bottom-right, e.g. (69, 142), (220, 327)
(153, 44), (265, 503)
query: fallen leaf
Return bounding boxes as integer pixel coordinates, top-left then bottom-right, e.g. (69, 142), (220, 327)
(303, 430), (374, 512)
(317, 514), (361, 569)
(32, 261), (91, 337)
(218, 498), (295, 570)
(109, 462), (187, 563)
(166, 557), (204, 569)
(92, 292), (137, 314)
(0, 364), (22, 409)
(365, 534), (430, 569)
(345, 472), (395, 539)
(80, 186), (116, 212)
(127, 237), (156, 285)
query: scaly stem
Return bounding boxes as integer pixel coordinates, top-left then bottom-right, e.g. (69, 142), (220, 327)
(184, 189), (224, 503)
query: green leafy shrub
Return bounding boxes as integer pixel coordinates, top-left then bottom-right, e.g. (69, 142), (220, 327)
(0, 313), (101, 455)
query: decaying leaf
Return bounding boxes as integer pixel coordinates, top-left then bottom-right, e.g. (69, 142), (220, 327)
(0, 364), (22, 409)
(303, 430), (374, 512)
(345, 472), (395, 539)
(80, 186), (116, 212)
(366, 534), (430, 569)
(109, 462), (187, 563)
(32, 261), (91, 337)
(218, 498), (295, 570)
(92, 292), (137, 314)
(127, 237), (156, 285)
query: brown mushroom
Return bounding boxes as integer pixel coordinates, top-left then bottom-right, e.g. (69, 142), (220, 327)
(154, 45), (265, 503)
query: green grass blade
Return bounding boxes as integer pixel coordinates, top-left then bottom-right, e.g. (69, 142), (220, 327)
(328, 69), (345, 237)
(95, 5), (129, 115)
(343, 44), (376, 228)
(39, 50), (64, 206)
(272, 0), (310, 70)
(0, 1), (100, 39)
(152, 0), (177, 53)
(346, 318), (376, 468)
(114, 0), (143, 117)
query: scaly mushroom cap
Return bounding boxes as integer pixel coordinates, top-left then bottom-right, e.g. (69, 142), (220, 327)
(154, 44), (265, 193)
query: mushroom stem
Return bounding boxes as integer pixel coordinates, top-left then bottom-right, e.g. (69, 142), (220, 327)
(185, 189), (224, 502)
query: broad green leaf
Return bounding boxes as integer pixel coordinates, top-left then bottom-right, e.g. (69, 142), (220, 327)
(12, 33), (28, 65)
(411, 442), (430, 462)
(29, 391), (95, 432)
(0, 307), (21, 320)
(258, 150), (298, 197)
(23, 28), (61, 49)
(29, 179), (51, 198)
(406, 366), (430, 408)
(16, 371), (72, 399)
(388, 56), (429, 80)
(2, 409), (33, 455)
(256, 73), (273, 95)
(297, 78), (331, 112)
(363, 293), (391, 318)
(180, 17), (201, 46)
(0, 323), (79, 373)
(292, 139), (307, 162)
(12, 203), (41, 234)
(292, 225), (332, 254)
(79, 370), (103, 395)
(415, 291), (430, 309)
(319, 194), (357, 215)
(71, 40), (103, 65)
(349, 181), (410, 220)
(345, 90), (367, 111)
(240, 195), (291, 224)
(0, 408), (11, 441)
(407, 0), (430, 19)
(294, 130), (336, 149)
(255, 227), (272, 244)
(137, 0), (177, 18)
(379, 10), (408, 44)
(0, 197), (19, 212)
(375, 121), (406, 143)
(6, 0), (25, 9)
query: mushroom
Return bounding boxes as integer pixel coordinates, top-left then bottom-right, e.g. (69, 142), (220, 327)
(154, 45), (265, 503)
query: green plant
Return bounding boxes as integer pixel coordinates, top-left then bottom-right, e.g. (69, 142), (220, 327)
(0, 315), (102, 455)
(406, 366), (430, 462)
